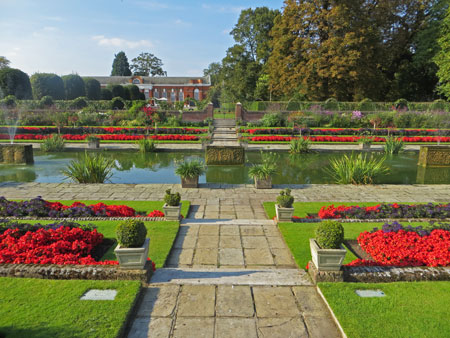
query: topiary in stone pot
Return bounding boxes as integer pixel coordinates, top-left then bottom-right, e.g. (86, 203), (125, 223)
(163, 189), (182, 220)
(114, 219), (150, 269)
(275, 188), (295, 222)
(310, 221), (346, 271)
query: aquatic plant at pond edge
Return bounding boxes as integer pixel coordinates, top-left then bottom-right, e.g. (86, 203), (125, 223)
(61, 151), (115, 183)
(384, 136), (404, 154)
(326, 153), (389, 184)
(289, 137), (312, 153)
(137, 137), (156, 153)
(40, 134), (65, 152)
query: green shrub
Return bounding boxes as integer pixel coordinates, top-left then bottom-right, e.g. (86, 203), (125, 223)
(101, 88), (113, 100)
(393, 112), (412, 128)
(137, 138), (156, 153)
(261, 112), (285, 127)
(61, 152), (115, 183)
(39, 95), (54, 108)
(83, 78), (101, 100)
(324, 98), (339, 110)
(167, 114), (182, 126)
(248, 162), (277, 180)
(315, 221), (344, 249)
(111, 97), (125, 110)
(2, 95), (16, 108)
(40, 134), (65, 152)
(62, 74), (86, 100)
(109, 85), (125, 99)
(116, 219), (147, 248)
(164, 189), (181, 206)
(327, 153), (389, 184)
(276, 188), (294, 208)
(394, 98), (408, 110)
(175, 160), (205, 178)
(289, 137), (311, 154)
(125, 84), (141, 100)
(384, 136), (404, 154)
(70, 97), (88, 109)
(0, 68), (32, 99)
(30, 73), (65, 100)
(85, 134), (100, 142)
(357, 98), (374, 111)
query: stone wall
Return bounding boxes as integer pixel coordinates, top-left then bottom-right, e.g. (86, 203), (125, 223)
(179, 103), (214, 122)
(418, 146), (450, 167)
(205, 146), (245, 165)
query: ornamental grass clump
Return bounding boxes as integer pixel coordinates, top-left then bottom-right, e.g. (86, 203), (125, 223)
(384, 136), (404, 154)
(40, 134), (65, 152)
(61, 151), (115, 183)
(164, 189), (181, 206)
(289, 137), (311, 154)
(327, 153), (388, 184)
(174, 160), (205, 178)
(137, 137), (156, 153)
(315, 221), (344, 249)
(116, 219), (147, 248)
(276, 188), (294, 208)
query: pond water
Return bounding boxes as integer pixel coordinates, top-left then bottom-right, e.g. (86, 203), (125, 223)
(0, 150), (449, 184)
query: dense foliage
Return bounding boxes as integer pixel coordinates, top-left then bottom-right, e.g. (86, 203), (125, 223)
(62, 74), (85, 100)
(111, 51), (131, 76)
(0, 68), (32, 99)
(116, 219), (147, 248)
(315, 221), (344, 249)
(30, 73), (65, 100)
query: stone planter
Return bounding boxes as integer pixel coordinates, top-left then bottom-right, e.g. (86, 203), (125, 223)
(310, 238), (346, 271)
(88, 139), (100, 149)
(254, 177), (272, 189)
(114, 238), (150, 270)
(181, 176), (199, 188)
(163, 203), (182, 221)
(359, 143), (371, 150)
(275, 204), (294, 222)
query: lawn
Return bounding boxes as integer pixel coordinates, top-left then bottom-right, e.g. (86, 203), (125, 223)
(0, 278), (140, 338)
(319, 281), (450, 338)
(24, 220), (179, 268)
(278, 221), (429, 269)
(263, 201), (381, 219)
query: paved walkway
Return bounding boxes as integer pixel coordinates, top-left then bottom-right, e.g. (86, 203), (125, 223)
(127, 219), (341, 338)
(1, 183), (449, 219)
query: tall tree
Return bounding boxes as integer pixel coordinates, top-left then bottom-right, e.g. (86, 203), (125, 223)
(111, 51), (131, 76)
(30, 73), (65, 100)
(0, 56), (10, 69)
(62, 74), (86, 100)
(435, 2), (450, 98)
(0, 68), (32, 99)
(131, 52), (166, 76)
(83, 77), (101, 100)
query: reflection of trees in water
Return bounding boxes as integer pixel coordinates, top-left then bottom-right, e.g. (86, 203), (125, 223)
(206, 165), (249, 184)
(0, 167), (37, 182)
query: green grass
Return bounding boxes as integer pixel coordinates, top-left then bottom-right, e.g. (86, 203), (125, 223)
(319, 281), (450, 338)
(263, 201), (381, 219)
(0, 277), (140, 338)
(278, 221), (428, 269)
(22, 219), (179, 268)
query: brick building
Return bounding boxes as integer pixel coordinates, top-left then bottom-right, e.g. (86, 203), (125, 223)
(90, 75), (211, 102)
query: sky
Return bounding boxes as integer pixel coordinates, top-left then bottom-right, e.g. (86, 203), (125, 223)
(0, 0), (283, 77)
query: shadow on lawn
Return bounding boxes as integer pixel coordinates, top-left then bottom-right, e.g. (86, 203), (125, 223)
(0, 325), (83, 338)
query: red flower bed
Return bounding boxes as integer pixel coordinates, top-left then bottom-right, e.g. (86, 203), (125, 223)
(147, 210), (165, 217)
(0, 226), (117, 265)
(6, 126), (207, 135)
(248, 135), (450, 143)
(348, 229), (450, 267)
(46, 201), (136, 217)
(0, 134), (199, 141)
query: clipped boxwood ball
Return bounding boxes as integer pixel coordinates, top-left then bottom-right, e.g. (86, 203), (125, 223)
(315, 220), (344, 249)
(116, 219), (147, 248)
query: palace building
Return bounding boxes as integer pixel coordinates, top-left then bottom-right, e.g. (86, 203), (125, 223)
(90, 75), (211, 101)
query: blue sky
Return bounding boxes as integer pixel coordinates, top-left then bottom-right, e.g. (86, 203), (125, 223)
(0, 0), (283, 77)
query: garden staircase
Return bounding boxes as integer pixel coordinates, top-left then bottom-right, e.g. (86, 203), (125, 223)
(210, 118), (239, 146)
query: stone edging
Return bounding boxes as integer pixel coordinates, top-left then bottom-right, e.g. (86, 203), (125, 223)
(307, 260), (450, 283)
(0, 216), (167, 221)
(0, 262), (153, 281)
(292, 218), (450, 223)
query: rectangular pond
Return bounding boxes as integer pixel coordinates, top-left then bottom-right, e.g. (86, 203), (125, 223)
(0, 150), (448, 184)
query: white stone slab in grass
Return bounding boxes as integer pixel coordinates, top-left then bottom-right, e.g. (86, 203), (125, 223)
(80, 289), (117, 301)
(355, 289), (385, 298)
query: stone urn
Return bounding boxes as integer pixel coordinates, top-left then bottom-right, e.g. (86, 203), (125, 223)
(87, 138), (100, 149)
(114, 238), (150, 270)
(359, 143), (371, 150)
(275, 204), (294, 222)
(181, 176), (199, 188)
(254, 177), (272, 189)
(309, 238), (346, 271)
(163, 203), (182, 221)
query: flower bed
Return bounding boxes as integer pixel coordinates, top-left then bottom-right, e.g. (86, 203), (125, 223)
(246, 135), (450, 143)
(241, 127), (450, 137)
(0, 134), (199, 141)
(0, 126), (207, 135)
(0, 221), (117, 265)
(348, 222), (450, 267)
(317, 203), (450, 219)
(0, 197), (165, 218)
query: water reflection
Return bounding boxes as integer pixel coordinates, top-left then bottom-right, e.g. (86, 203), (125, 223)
(0, 150), (449, 184)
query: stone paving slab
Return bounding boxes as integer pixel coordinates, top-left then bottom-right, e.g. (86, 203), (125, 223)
(149, 268), (312, 286)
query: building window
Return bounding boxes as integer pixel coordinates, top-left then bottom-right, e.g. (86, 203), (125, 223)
(162, 88), (167, 98)
(170, 89), (176, 102)
(194, 88), (200, 101)
(132, 78), (141, 84)
(154, 89), (159, 98)
(179, 89), (184, 101)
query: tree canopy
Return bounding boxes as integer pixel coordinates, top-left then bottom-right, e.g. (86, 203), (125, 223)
(111, 51), (131, 76)
(0, 68), (32, 99)
(0, 56), (10, 69)
(30, 73), (65, 100)
(131, 52), (166, 76)
(62, 74), (86, 100)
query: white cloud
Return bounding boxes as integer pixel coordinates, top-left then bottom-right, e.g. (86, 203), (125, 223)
(174, 19), (191, 27)
(43, 26), (58, 32)
(92, 35), (153, 49)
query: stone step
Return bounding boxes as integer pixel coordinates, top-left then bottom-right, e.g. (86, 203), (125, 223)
(181, 219), (276, 226)
(213, 119), (236, 127)
(150, 268), (312, 286)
